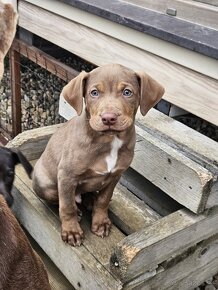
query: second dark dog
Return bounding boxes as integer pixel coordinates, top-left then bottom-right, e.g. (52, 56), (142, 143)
(0, 146), (51, 290)
(0, 146), (32, 206)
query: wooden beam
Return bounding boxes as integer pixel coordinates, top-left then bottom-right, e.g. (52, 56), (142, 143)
(110, 207), (218, 283)
(124, 236), (218, 289)
(18, 1), (218, 126)
(9, 48), (22, 137)
(133, 125), (215, 213)
(12, 38), (79, 82)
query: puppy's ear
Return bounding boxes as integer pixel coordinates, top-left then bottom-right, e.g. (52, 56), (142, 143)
(11, 149), (33, 179)
(136, 72), (165, 116)
(62, 71), (88, 115)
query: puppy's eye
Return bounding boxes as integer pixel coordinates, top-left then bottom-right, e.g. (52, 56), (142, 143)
(123, 89), (132, 97)
(90, 89), (99, 97)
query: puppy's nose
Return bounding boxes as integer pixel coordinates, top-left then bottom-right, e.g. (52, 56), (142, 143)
(101, 113), (117, 126)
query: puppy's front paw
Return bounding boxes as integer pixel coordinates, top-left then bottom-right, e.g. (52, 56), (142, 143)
(61, 220), (84, 246)
(91, 214), (112, 238)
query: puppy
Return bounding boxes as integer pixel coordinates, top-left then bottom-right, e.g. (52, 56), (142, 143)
(33, 63), (165, 246)
(0, 147), (51, 290)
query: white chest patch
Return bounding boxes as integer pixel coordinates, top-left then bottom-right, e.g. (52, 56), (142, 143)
(106, 137), (123, 173)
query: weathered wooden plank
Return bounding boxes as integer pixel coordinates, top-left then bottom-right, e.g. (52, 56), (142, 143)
(110, 207), (218, 283)
(25, 231), (75, 290)
(18, 1), (218, 125)
(194, 0), (218, 6)
(12, 39), (78, 82)
(136, 109), (218, 172)
(123, 0), (218, 29)
(110, 184), (160, 235)
(121, 168), (181, 216)
(22, 0), (218, 80)
(134, 125), (214, 213)
(13, 169), (122, 290)
(124, 235), (218, 289)
(7, 124), (62, 160)
(9, 48), (22, 137)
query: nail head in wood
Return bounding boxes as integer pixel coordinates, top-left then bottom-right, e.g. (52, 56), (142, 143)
(166, 8), (177, 16)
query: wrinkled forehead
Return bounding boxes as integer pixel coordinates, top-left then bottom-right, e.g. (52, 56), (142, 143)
(86, 64), (139, 89)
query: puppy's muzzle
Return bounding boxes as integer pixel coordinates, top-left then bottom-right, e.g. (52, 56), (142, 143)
(101, 113), (118, 126)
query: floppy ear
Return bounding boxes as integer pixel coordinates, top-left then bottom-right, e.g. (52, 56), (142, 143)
(11, 149), (33, 179)
(136, 72), (165, 116)
(62, 71), (88, 116)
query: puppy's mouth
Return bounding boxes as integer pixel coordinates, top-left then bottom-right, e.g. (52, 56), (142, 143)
(89, 116), (133, 133)
(100, 126), (123, 133)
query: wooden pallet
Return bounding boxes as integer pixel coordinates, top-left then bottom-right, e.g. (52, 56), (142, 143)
(7, 109), (218, 289)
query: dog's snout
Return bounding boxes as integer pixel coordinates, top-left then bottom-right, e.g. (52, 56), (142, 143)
(101, 113), (117, 126)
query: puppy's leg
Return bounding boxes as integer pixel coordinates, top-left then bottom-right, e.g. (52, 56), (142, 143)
(91, 176), (120, 238)
(58, 170), (84, 246)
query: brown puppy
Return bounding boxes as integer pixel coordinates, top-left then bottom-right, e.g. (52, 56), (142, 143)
(0, 1), (17, 79)
(33, 64), (165, 246)
(0, 195), (50, 290)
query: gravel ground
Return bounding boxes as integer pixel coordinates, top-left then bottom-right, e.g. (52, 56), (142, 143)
(175, 114), (218, 142)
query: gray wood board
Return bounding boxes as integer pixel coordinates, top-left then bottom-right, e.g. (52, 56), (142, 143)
(111, 207), (218, 283)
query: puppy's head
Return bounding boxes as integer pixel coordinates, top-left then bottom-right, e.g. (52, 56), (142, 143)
(63, 64), (165, 133)
(0, 147), (32, 207)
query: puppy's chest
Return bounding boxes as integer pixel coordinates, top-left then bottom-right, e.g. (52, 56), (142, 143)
(77, 137), (132, 192)
(95, 137), (123, 173)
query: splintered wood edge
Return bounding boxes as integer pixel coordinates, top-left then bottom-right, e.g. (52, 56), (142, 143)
(124, 235), (218, 290)
(110, 207), (218, 283)
(134, 125), (215, 213)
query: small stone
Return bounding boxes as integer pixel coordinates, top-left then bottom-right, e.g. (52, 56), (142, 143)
(205, 277), (213, 284)
(205, 285), (216, 290)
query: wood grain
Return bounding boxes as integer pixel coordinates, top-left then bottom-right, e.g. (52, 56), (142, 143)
(124, 236), (218, 289)
(110, 207), (218, 283)
(18, 1), (218, 125)
(110, 184), (160, 235)
(134, 125), (215, 213)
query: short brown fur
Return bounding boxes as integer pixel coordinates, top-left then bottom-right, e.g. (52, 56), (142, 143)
(0, 195), (50, 290)
(33, 63), (165, 246)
